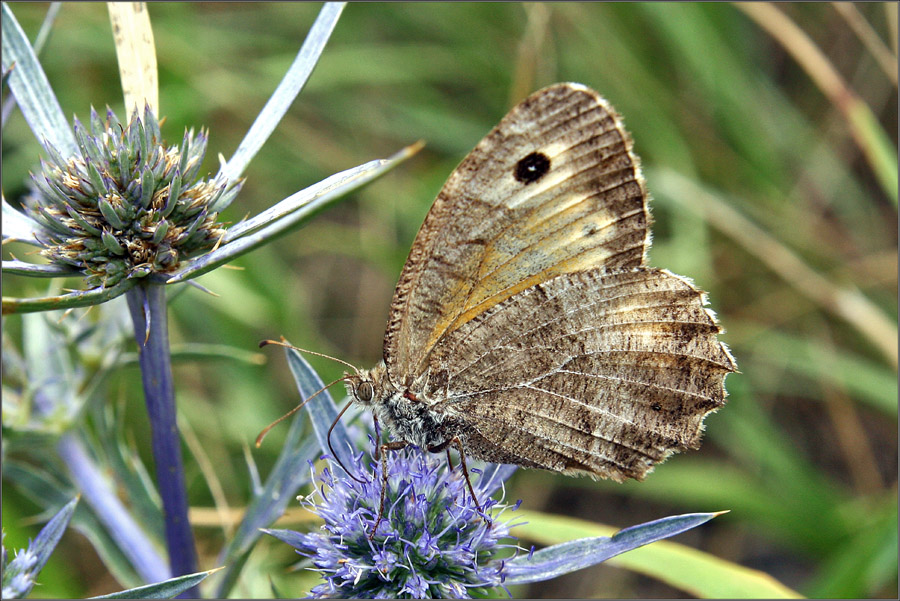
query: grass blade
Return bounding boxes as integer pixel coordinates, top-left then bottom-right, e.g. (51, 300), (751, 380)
(736, 2), (898, 204)
(108, 3), (158, 115)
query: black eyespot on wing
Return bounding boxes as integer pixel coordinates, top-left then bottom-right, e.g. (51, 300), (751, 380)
(514, 152), (551, 184)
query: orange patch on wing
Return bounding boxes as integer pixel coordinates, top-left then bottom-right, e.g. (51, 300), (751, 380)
(420, 247), (618, 357)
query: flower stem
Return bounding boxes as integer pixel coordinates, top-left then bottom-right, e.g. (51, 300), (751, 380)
(125, 282), (198, 595)
(56, 432), (170, 584)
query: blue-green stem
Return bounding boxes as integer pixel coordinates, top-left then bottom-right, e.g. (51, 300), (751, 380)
(55, 432), (170, 584)
(30, 384), (170, 585)
(125, 282), (198, 597)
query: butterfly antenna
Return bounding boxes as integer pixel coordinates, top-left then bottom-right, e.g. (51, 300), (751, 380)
(255, 374), (353, 447)
(259, 338), (361, 375)
(328, 399), (367, 484)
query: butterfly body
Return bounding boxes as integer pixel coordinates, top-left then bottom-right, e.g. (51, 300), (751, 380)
(344, 82), (735, 486)
(354, 362), (456, 451)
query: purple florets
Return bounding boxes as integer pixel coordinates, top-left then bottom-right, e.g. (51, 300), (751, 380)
(270, 439), (521, 598)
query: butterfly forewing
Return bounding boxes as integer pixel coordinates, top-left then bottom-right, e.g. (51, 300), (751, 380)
(384, 84), (650, 380)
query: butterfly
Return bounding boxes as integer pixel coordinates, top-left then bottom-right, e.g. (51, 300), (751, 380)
(266, 83), (736, 535)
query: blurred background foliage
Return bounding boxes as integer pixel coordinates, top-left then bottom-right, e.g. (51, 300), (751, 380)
(2, 2), (896, 598)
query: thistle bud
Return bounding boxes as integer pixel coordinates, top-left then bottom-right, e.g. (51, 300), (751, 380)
(24, 106), (229, 289)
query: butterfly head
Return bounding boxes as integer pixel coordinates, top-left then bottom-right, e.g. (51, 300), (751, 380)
(345, 361), (390, 407)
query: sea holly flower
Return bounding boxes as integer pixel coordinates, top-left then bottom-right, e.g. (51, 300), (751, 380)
(266, 444), (521, 598)
(265, 348), (726, 599)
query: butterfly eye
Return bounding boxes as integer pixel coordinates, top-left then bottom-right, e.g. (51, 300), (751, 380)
(355, 380), (375, 403)
(514, 151), (551, 184)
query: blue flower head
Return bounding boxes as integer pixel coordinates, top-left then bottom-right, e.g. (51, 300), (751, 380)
(272, 436), (522, 599)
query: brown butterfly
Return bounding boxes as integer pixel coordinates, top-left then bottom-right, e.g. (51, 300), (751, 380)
(266, 83), (736, 535)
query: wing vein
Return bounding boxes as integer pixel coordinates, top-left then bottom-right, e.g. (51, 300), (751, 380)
(451, 278), (714, 379)
(550, 368), (717, 402)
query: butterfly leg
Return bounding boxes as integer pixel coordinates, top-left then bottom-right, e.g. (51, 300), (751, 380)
(369, 440), (409, 540)
(428, 438), (489, 526)
(372, 413), (383, 459)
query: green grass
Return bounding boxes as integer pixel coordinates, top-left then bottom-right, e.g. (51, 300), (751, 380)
(2, 3), (896, 598)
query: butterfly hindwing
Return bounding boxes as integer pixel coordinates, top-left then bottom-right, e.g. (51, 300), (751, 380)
(430, 268), (736, 481)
